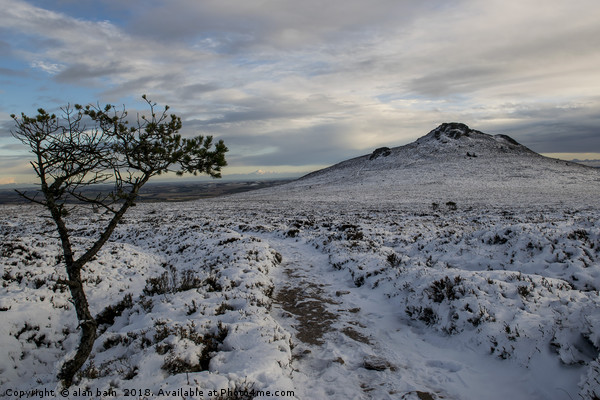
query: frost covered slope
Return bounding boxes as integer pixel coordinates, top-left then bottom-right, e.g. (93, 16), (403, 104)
(248, 123), (600, 207)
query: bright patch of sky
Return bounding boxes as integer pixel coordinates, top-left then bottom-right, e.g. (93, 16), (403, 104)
(1, 0), (599, 184)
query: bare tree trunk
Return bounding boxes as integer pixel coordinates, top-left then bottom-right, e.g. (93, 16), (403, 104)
(43, 192), (98, 388)
(52, 183), (144, 387)
(57, 267), (97, 387)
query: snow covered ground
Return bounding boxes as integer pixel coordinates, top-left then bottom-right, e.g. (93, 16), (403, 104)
(1, 123), (599, 399)
(1, 197), (599, 399)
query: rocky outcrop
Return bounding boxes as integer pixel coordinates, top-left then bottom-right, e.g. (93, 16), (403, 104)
(431, 122), (481, 140)
(369, 147), (391, 160)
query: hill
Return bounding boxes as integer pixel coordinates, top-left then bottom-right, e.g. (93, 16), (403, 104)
(244, 123), (600, 208)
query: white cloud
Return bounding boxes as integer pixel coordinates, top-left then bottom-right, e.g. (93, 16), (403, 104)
(30, 60), (64, 74)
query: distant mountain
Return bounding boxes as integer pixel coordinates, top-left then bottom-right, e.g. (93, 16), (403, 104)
(240, 123), (600, 208)
(299, 122), (538, 180)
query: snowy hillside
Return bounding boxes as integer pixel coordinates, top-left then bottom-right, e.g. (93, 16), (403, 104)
(1, 123), (599, 399)
(246, 122), (600, 208)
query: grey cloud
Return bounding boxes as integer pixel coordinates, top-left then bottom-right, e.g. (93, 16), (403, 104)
(409, 66), (505, 97)
(0, 120), (16, 138)
(0, 38), (12, 54)
(0, 153), (37, 179)
(127, 0), (443, 51)
(406, 34), (600, 99)
(0, 68), (28, 77)
(495, 121), (600, 154)
(54, 62), (128, 84)
(224, 124), (365, 167)
(193, 94), (345, 126)
(482, 103), (600, 153)
(179, 83), (220, 100)
(393, 1), (600, 100)
(0, 154), (28, 166)
(198, 106), (317, 126)
(98, 71), (201, 103)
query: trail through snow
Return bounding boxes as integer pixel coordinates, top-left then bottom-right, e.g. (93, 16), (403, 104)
(1, 201), (594, 398)
(260, 234), (581, 400)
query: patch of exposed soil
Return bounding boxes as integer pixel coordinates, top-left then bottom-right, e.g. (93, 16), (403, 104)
(274, 269), (339, 345)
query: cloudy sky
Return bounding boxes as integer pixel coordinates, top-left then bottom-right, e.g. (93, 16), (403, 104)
(1, 0), (599, 184)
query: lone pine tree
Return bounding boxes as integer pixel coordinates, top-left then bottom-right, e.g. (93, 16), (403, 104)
(10, 95), (228, 387)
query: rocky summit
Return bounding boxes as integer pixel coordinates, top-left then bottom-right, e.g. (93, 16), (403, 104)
(430, 122), (477, 140)
(426, 122), (522, 147)
(413, 122), (534, 157)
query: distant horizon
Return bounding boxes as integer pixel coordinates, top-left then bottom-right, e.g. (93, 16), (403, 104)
(0, 169), (306, 188)
(1, 141), (598, 189)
